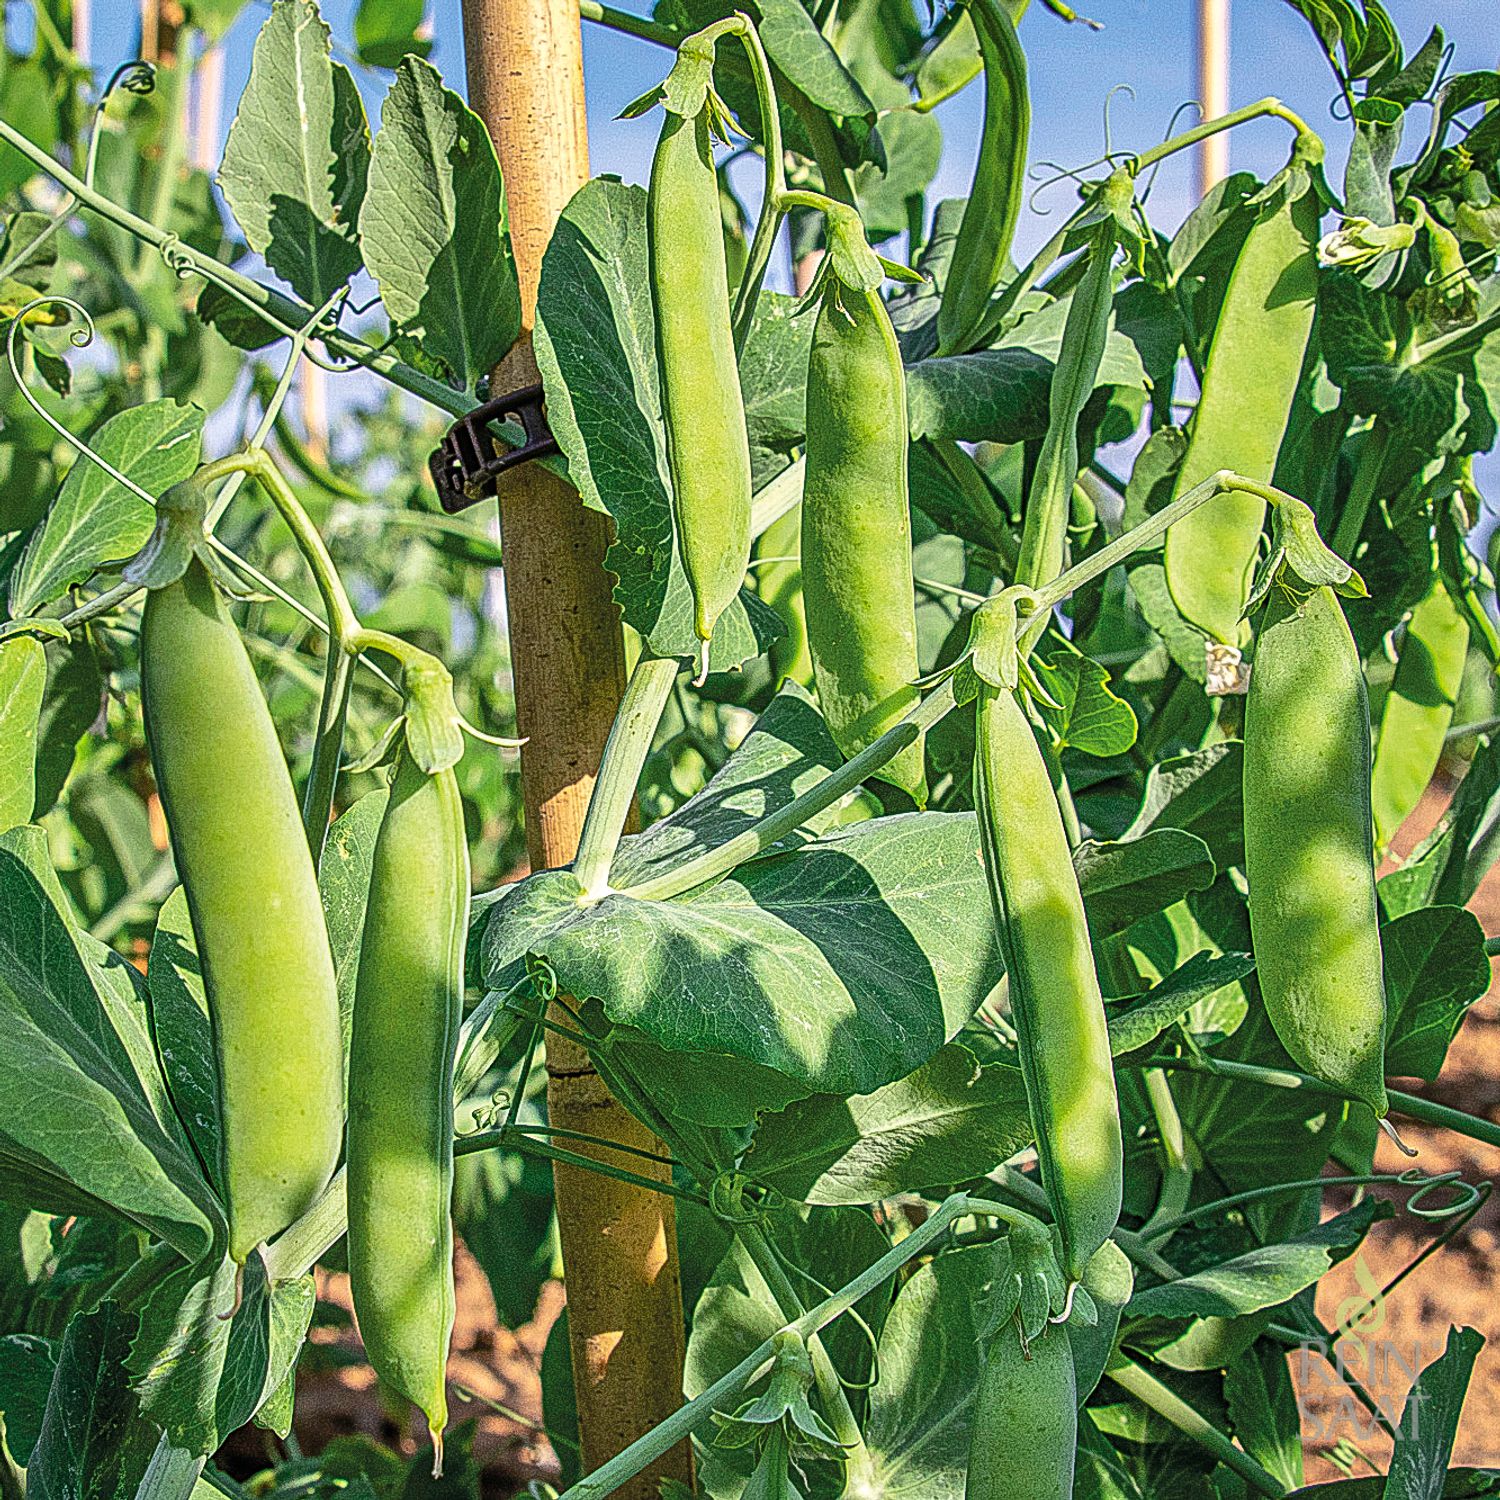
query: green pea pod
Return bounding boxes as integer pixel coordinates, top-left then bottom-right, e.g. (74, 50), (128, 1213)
(1244, 580), (1388, 1116)
(1065, 1237), (1132, 1404)
(141, 559), (342, 1262)
(649, 100), (753, 666)
(1015, 170), (1131, 592)
(974, 684), (1122, 1280)
(347, 744), (468, 1469)
(802, 276), (926, 804)
(936, 0), (1030, 357)
(1164, 135), (1323, 645)
(759, 505), (813, 689)
(1371, 580), (1468, 851)
(965, 1316), (1076, 1500)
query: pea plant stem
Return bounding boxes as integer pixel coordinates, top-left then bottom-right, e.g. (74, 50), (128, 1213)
(0, 119), (472, 418)
(1138, 1053), (1500, 1151)
(557, 1193), (997, 1500)
(573, 654), (680, 899)
(1109, 1358), (1289, 1498)
(576, 0), (679, 46)
(733, 1218), (878, 1487)
(727, 18), (786, 352)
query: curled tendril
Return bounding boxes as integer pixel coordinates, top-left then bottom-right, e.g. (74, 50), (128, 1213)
(1140, 99), (1203, 204)
(1399, 1168), (1488, 1221)
(709, 1172), (768, 1225)
(7, 298), (163, 509)
(765, 1235), (883, 1392)
(1027, 156), (1110, 213)
(101, 59), (157, 100)
(1101, 83), (1136, 165)
(157, 232), (195, 280)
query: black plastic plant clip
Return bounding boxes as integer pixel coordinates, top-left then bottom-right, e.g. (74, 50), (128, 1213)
(428, 383), (559, 514)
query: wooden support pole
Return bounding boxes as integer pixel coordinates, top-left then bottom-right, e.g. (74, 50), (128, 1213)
(1196, 0), (1230, 198)
(457, 3), (692, 1492)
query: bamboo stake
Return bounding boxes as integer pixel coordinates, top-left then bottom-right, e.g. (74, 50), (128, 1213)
(457, 2), (692, 1491)
(1195, 0), (1230, 197)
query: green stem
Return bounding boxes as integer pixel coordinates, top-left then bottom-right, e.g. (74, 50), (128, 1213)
(573, 654), (679, 900)
(729, 19), (787, 353)
(196, 451), (362, 640)
(0, 119), (473, 418)
(749, 455), (804, 539)
(454, 1132), (707, 1204)
(1143, 1170), (1478, 1246)
(302, 644), (355, 866)
(618, 676), (956, 903)
(577, 0), (679, 46)
(557, 1193), (984, 1500)
(1331, 421), (1391, 560)
(1132, 97), (1315, 176)
(734, 1219), (877, 1487)
(263, 1170), (348, 1283)
(1109, 1358), (1288, 1498)
(1138, 1053), (1500, 1151)
(1140, 1068), (1194, 1240)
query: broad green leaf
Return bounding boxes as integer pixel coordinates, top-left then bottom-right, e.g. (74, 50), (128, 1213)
(1224, 1341), (1304, 1492)
(1039, 649), (1138, 757)
(739, 292), (814, 488)
(360, 58), (519, 394)
(0, 842), (219, 1259)
(7, 401), (203, 617)
(1382, 906), (1489, 1081)
(0, 210), (58, 289)
(218, 0), (369, 307)
(4, 825), (192, 1159)
(194, 282), (281, 351)
(354, 0), (431, 68)
(185, 0), (251, 40)
(0, 636), (44, 830)
(317, 788), (389, 1095)
(755, 0), (875, 120)
(27, 1301), (159, 1497)
(1129, 1202), (1378, 1323)
(1072, 829), (1216, 938)
(0, 56), (62, 198)
(147, 888), (220, 1195)
(129, 1253), (314, 1455)
(483, 810), (1003, 1104)
(744, 1043), (1032, 1205)
(1383, 1327), (1485, 1500)
(1123, 741), (1244, 874)
(534, 176), (783, 669)
(0, 1331), (55, 1464)
(905, 348), (1052, 444)
(862, 1245), (993, 1498)
(1106, 950), (1257, 1057)
(33, 631), (103, 817)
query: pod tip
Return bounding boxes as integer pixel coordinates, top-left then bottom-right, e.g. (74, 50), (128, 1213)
(693, 637), (711, 687)
(1379, 1115), (1419, 1159)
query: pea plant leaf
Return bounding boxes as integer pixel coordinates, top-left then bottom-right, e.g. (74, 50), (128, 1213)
(1381, 905), (1490, 1081)
(26, 1301), (160, 1499)
(743, 1043), (1033, 1205)
(1129, 1201), (1380, 1323)
(0, 1330), (55, 1466)
(1383, 1326), (1485, 1500)
(128, 1253), (314, 1455)
(534, 176), (783, 670)
(482, 811), (1004, 1105)
(862, 1245), (994, 1500)
(1071, 828), (1217, 938)
(0, 635), (45, 831)
(359, 57), (520, 395)
(7, 399), (204, 618)
(1123, 741), (1244, 874)
(1106, 949), (1257, 1056)
(1037, 649), (1139, 757)
(738, 291), (814, 487)
(146, 888), (220, 1197)
(218, 0), (369, 308)
(0, 838), (220, 1262)
(754, 0), (876, 121)
(905, 348), (1054, 445)
(354, 0), (432, 68)
(685, 1205), (891, 1423)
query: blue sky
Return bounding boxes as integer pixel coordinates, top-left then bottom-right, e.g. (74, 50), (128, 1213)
(91, 0), (1498, 266)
